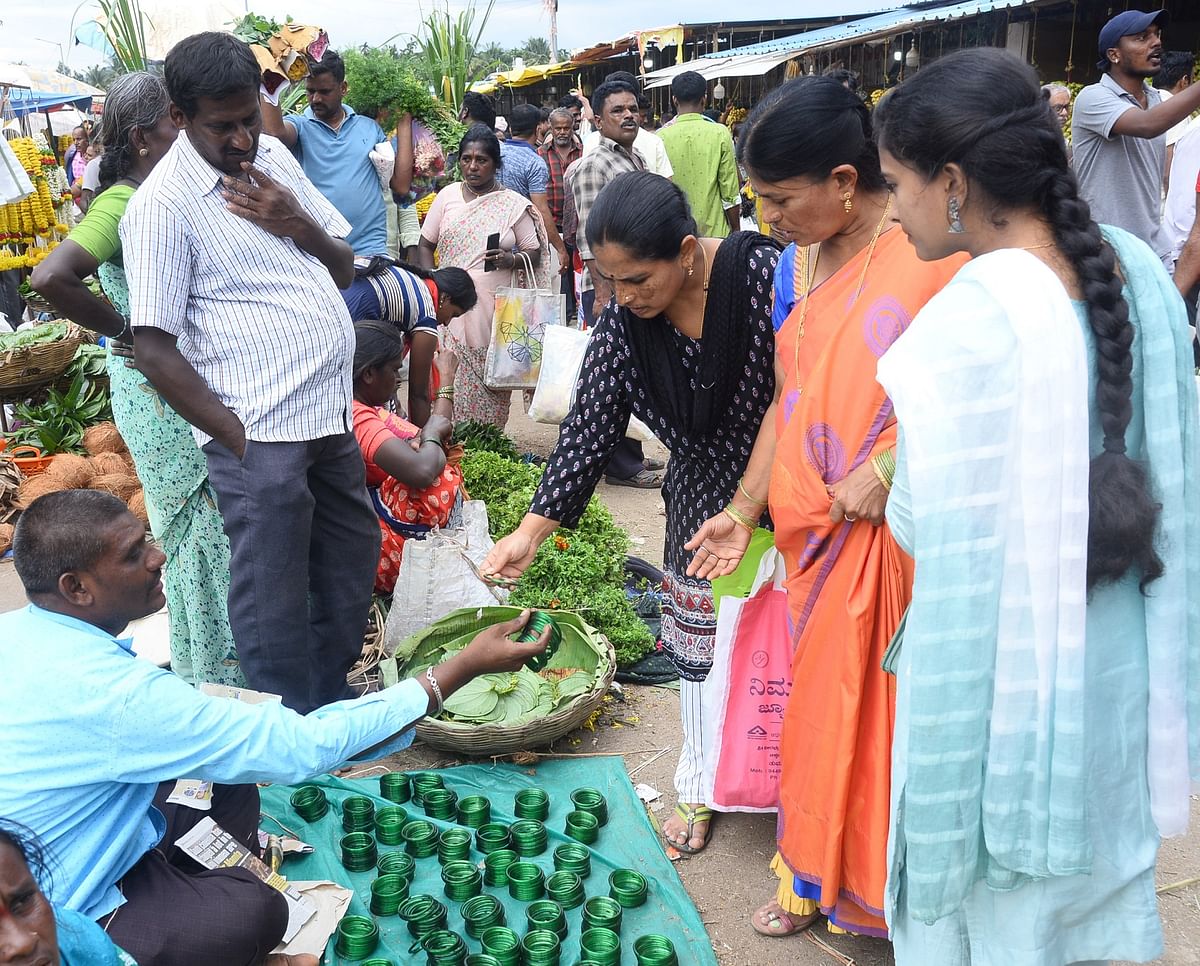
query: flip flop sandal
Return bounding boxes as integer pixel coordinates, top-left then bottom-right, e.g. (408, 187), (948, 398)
(643, 457), (666, 471)
(664, 803), (713, 855)
(605, 468), (664, 489)
(751, 902), (820, 937)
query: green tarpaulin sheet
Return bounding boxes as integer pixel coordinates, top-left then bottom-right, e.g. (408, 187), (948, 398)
(259, 756), (717, 964)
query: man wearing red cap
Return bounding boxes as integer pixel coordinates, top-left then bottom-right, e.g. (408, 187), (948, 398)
(1072, 8), (1200, 265)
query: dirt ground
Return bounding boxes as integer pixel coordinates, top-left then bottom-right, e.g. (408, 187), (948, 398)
(1, 408), (1196, 964)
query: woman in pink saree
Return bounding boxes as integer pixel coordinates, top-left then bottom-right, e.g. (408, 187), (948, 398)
(418, 124), (551, 426)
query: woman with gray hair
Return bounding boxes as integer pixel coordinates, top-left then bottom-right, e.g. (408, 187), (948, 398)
(31, 72), (244, 687)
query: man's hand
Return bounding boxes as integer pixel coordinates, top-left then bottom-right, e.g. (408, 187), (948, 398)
(222, 163), (311, 240)
(554, 240), (569, 275)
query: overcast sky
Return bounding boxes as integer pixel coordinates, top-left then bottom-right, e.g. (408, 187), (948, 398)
(2, 0), (897, 74)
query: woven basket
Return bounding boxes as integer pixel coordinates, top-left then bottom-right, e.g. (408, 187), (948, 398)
(389, 606), (616, 756)
(0, 324), (84, 394)
(22, 294), (55, 317)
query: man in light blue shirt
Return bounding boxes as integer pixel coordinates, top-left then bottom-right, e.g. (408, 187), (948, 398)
(0, 489), (545, 966)
(500, 103), (566, 270)
(260, 50), (406, 257)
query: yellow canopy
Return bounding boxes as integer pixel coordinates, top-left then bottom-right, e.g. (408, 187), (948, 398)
(470, 61), (576, 94)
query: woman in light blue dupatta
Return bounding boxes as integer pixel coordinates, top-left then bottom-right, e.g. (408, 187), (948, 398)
(872, 49), (1200, 965)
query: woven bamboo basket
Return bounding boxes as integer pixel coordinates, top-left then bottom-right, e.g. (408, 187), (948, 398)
(0, 324), (84, 394)
(388, 606), (616, 756)
(22, 294), (55, 317)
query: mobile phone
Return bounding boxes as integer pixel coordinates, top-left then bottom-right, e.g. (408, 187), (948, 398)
(484, 232), (501, 271)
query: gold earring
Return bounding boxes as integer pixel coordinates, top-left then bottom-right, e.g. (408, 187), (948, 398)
(843, 193), (853, 212)
(687, 265), (694, 276)
(138, 148), (149, 156)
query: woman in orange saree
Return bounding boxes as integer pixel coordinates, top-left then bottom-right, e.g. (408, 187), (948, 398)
(688, 77), (965, 939)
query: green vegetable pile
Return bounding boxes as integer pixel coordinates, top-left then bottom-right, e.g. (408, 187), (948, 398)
(229, 12), (292, 45)
(454, 419), (520, 461)
(9, 371), (112, 455)
(461, 447), (656, 667)
(0, 322), (73, 349)
(341, 47), (466, 154)
(440, 667), (593, 724)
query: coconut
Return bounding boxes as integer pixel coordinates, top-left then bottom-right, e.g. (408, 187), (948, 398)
(91, 472), (139, 501)
(0, 522), (13, 555)
(127, 489), (149, 526)
(17, 474), (64, 509)
(44, 453), (94, 489)
(82, 423), (128, 456)
(89, 452), (132, 477)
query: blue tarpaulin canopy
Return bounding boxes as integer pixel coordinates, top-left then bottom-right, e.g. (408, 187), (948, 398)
(3, 90), (96, 119)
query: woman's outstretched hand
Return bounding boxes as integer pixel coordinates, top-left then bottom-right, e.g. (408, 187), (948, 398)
(481, 530), (539, 585)
(685, 512), (752, 580)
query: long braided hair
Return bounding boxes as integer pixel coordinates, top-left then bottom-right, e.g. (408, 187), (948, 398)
(875, 47), (1162, 591)
(96, 71), (170, 194)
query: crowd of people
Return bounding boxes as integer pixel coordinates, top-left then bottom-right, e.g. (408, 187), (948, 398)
(2, 8), (1199, 965)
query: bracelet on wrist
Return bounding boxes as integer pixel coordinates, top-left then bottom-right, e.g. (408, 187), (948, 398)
(425, 666), (444, 715)
(435, 387), (456, 400)
(723, 504), (757, 535)
(737, 479), (767, 506)
(420, 437), (448, 456)
(870, 448), (896, 492)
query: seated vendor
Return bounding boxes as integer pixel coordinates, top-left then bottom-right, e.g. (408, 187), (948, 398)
(0, 490), (548, 966)
(352, 321), (463, 595)
(1, 819), (141, 966)
(341, 261), (476, 426)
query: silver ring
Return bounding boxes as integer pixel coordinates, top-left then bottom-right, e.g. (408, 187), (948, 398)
(844, 514), (857, 522)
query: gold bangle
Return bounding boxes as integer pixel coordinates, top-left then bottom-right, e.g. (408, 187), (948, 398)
(737, 479), (767, 506)
(435, 387), (456, 400)
(723, 504), (757, 535)
(870, 449), (895, 492)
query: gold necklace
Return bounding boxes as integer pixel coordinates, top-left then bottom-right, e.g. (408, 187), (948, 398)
(791, 195), (893, 392)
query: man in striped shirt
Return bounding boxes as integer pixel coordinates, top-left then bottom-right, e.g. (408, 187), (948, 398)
(122, 31), (380, 713)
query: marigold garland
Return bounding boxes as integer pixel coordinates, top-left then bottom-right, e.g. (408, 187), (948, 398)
(1, 134), (74, 271)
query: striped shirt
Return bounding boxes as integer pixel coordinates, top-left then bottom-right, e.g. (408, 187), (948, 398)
(341, 264), (438, 335)
(121, 133), (354, 445)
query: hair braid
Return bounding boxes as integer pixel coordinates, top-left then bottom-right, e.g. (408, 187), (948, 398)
(875, 47), (1164, 592)
(1041, 170), (1163, 590)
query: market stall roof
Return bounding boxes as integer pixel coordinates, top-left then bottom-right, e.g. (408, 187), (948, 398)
(0, 65), (102, 118)
(568, 24), (685, 66)
(643, 50), (797, 89)
(471, 61), (576, 94)
(700, 0), (1041, 58)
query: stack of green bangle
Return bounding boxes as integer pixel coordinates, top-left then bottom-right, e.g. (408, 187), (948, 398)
(545, 870), (584, 909)
(423, 788), (459, 821)
(509, 819), (548, 856)
(412, 772), (445, 806)
(513, 787), (550, 820)
(403, 820), (440, 858)
(440, 859), (483, 901)
(379, 772), (412, 803)
(479, 926), (522, 966)
(505, 861), (545, 900)
(608, 869), (648, 908)
(579, 927), (622, 966)
(569, 788), (608, 826)
(551, 843), (591, 878)
(437, 827), (472, 863)
(525, 899), (567, 940)
(369, 873), (409, 915)
(289, 785), (328, 821)
(421, 929), (468, 964)
(581, 896), (623, 933)
(334, 915), (379, 959)
(460, 894), (506, 938)
(474, 823), (512, 855)
(399, 894), (448, 939)
(483, 848), (518, 887)
(342, 796), (375, 832)
(563, 810), (599, 845)
(361, 959), (395, 966)
(340, 832), (378, 872)
(375, 805), (408, 845)
(378, 850), (416, 881)
(464, 956), (503, 966)
(520, 928), (561, 966)
(456, 795), (491, 828)
(633, 935), (677, 966)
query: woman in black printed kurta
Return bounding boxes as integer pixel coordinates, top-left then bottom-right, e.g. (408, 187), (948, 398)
(484, 172), (779, 853)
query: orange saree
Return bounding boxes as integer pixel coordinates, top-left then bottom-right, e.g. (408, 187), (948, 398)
(769, 228), (965, 936)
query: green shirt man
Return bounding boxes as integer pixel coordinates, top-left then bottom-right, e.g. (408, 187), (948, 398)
(659, 71), (741, 237)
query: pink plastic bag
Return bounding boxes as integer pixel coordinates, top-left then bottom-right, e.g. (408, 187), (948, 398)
(700, 547), (792, 813)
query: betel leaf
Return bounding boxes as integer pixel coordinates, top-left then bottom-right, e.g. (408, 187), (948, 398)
(442, 676), (499, 720)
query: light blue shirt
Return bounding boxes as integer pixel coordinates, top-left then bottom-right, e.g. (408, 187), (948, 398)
(287, 105), (388, 256)
(499, 139), (549, 200)
(0, 604), (427, 920)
